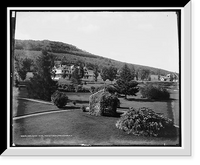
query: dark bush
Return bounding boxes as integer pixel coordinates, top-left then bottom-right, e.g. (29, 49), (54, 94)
(90, 86), (96, 93)
(81, 105), (86, 112)
(58, 84), (75, 92)
(140, 84), (170, 100)
(100, 92), (119, 116)
(51, 91), (68, 108)
(116, 107), (175, 137)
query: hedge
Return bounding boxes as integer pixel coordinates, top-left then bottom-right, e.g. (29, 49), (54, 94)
(140, 84), (170, 100)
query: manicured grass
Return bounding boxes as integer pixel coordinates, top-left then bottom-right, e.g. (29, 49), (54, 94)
(13, 99), (58, 117)
(12, 84), (180, 146)
(13, 110), (179, 146)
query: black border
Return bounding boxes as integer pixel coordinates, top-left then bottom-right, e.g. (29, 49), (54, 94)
(10, 9), (182, 148)
(0, 0), (194, 159)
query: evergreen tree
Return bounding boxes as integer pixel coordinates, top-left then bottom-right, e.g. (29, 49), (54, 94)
(118, 64), (132, 82)
(27, 50), (57, 101)
(17, 58), (33, 81)
(93, 65), (99, 82)
(100, 67), (109, 83)
(115, 64), (139, 99)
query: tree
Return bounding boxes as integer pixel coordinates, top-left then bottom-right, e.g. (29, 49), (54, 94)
(170, 74), (174, 81)
(135, 70), (139, 81)
(100, 67), (109, 83)
(130, 66), (136, 80)
(140, 69), (151, 81)
(74, 60), (85, 78)
(158, 69), (161, 81)
(93, 65), (99, 82)
(61, 56), (68, 66)
(107, 66), (117, 83)
(18, 58), (33, 81)
(71, 67), (82, 85)
(118, 64), (132, 82)
(115, 64), (139, 99)
(26, 50), (57, 101)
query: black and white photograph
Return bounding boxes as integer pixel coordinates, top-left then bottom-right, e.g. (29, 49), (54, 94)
(10, 9), (182, 147)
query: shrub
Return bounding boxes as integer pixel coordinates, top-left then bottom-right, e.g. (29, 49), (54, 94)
(89, 90), (119, 117)
(58, 84), (75, 92)
(51, 91), (68, 108)
(90, 86), (96, 93)
(140, 84), (170, 100)
(99, 92), (119, 116)
(116, 107), (175, 137)
(81, 105), (86, 112)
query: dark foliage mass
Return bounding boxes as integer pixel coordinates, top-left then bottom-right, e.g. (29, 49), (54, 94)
(99, 92), (119, 116)
(140, 84), (170, 100)
(116, 107), (176, 137)
(51, 91), (68, 108)
(114, 64), (139, 99)
(26, 50), (57, 101)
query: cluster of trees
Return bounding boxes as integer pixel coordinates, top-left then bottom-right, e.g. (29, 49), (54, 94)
(99, 64), (152, 83)
(14, 48), (175, 102)
(100, 66), (118, 83)
(14, 57), (33, 81)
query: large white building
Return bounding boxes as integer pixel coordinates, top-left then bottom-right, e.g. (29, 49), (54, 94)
(52, 64), (95, 81)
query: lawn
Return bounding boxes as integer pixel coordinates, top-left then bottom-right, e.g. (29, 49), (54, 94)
(12, 82), (180, 146)
(13, 109), (179, 146)
(60, 90), (179, 127)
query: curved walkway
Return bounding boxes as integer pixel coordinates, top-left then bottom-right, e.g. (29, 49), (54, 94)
(14, 97), (78, 120)
(13, 109), (73, 120)
(18, 97), (54, 105)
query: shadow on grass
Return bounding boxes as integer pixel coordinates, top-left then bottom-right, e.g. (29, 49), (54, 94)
(68, 99), (89, 104)
(125, 98), (177, 102)
(57, 105), (81, 110)
(157, 126), (179, 138)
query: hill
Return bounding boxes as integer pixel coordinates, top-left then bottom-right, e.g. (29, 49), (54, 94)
(14, 39), (176, 75)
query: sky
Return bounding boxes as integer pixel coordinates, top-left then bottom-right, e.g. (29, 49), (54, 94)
(15, 11), (179, 73)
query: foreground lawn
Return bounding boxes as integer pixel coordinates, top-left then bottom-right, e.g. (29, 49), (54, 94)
(12, 85), (180, 146)
(13, 110), (180, 146)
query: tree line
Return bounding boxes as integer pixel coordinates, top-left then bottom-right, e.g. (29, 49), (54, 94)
(14, 49), (177, 101)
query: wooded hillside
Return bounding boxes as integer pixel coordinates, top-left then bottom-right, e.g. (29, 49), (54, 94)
(14, 39), (177, 75)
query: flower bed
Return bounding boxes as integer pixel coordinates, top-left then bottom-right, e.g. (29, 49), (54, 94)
(116, 107), (176, 137)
